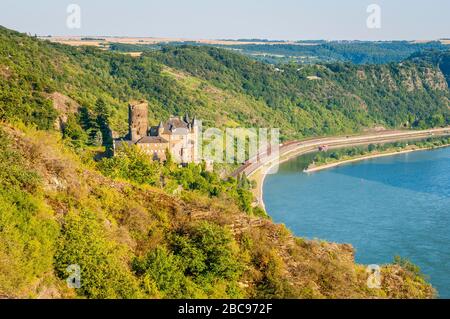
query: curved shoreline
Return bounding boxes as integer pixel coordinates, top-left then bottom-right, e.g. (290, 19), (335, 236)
(305, 144), (450, 173)
(253, 143), (450, 211)
(240, 129), (450, 207)
(233, 127), (450, 180)
(252, 147), (318, 211)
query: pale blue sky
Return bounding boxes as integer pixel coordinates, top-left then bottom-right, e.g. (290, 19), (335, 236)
(0, 0), (449, 40)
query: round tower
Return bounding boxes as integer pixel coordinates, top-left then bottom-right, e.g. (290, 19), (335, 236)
(128, 100), (148, 141)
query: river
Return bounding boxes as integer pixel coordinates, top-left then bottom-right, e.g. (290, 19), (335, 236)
(263, 147), (450, 298)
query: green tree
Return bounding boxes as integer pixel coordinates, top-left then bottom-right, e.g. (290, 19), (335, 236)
(55, 210), (141, 298)
(95, 98), (112, 148)
(63, 114), (88, 147)
(132, 247), (188, 298)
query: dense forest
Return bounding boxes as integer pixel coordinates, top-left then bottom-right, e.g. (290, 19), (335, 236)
(222, 41), (449, 64)
(148, 45), (450, 133)
(2, 26), (450, 144)
(110, 40), (449, 64)
(409, 50), (450, 86)
(0, 26), (446, 299)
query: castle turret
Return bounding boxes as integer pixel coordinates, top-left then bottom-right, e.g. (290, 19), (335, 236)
(191, 116), (201, 163)
(158, 121), (164, 136)
(184, 112), (190, 125)
(192, 116), (200, 129)
(129, 100), (148, 141)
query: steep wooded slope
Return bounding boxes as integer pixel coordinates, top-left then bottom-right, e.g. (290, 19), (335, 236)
(1, 26), (449, 144)
(0, 123), (435, 298)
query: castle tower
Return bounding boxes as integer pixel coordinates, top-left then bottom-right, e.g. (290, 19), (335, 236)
(191, 116), (201, 163)
(157, 121), (164, 136)
(184, 112), (190, 127)
(129, 100), (148, 141)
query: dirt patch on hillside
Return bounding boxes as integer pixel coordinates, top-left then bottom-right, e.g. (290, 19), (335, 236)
(0, 64), (13, 79)
(46, 92), (81, 131)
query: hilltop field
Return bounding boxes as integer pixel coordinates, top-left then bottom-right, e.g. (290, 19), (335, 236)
(46, 35), (450, 64)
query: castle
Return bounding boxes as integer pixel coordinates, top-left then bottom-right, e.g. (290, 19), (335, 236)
(114, 100), (201, 164)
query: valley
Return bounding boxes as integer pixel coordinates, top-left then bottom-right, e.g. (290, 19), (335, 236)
(1, 25), (449, 299)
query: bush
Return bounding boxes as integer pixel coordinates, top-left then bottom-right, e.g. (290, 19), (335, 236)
(0, 130), (59, 297)
(133, 222), (244, 298)
(97, 144), (161, 186)
(55, 210), (141, 298)
(133, 247), (188, 298)
(63, 114), (89, 147)
(179, 222), (243, 280)
(394, 256), (426, 280)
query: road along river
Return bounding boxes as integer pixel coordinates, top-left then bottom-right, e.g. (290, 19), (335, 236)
(231, 127), (450, 208)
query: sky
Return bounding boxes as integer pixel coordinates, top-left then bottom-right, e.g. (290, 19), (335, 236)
(0, 0), (449, 40)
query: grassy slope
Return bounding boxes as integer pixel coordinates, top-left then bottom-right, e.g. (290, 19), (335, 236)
(0, 123), (435, 298)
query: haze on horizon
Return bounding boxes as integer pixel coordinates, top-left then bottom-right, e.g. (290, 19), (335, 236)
(0, 0), (449, 41)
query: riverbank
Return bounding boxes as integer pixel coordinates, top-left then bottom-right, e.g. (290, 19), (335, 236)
(249, 137), (450, 211)
(305, 144), (450, 173)
(251, 147), (317, 210)
(262, 145), (450, 298)
(233, 127), (450, 180)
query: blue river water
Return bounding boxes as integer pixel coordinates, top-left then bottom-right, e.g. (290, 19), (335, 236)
(263, 147), (450, 298)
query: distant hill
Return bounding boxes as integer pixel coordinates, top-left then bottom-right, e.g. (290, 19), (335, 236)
(220, 41), (450, 64)
(148, 45), (450, 132)
(409, 50), (450, 86)
(1, 26), (449, 144)
(109, 40), (450, 65)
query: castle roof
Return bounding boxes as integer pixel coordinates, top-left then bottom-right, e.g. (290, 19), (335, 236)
(129, 99), (147, 107)
(136, 136), (169, 144)
(154, 115), (196, 136)
(142, 115), (198, 138)
(164, 116), (189, 131)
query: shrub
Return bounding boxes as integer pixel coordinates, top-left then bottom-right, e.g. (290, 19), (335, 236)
(132, 246), (187, 298)
(0, 130), (59, 297)
(54, 210), (141, 298)
(97, 144), (161, 186)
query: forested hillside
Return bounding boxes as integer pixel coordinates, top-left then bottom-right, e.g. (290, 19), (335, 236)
(110, 40), (449, 64)
(409, 50), (450, 87)
(149, 46), (450, 132)
(1, 26), (449, 144)
(0, 26), (445, 299)
(0, 121), (435, 299)
(217, 41), (449, 64)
